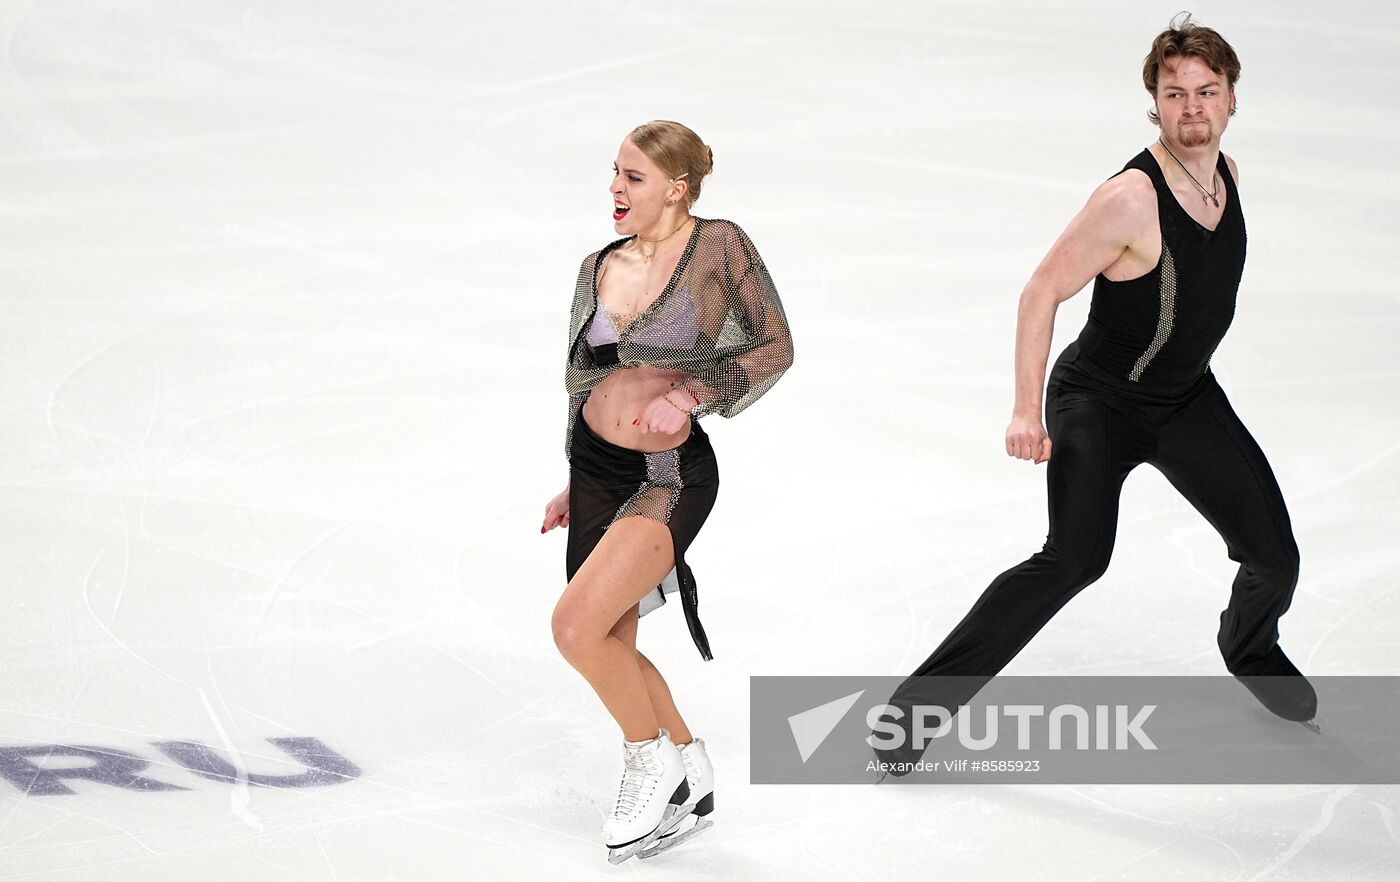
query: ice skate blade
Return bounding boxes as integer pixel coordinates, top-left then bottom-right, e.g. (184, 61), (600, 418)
(606, 803), (694, 865)
(1299, 718), (1321, 735)
(638, 816), (714, 859)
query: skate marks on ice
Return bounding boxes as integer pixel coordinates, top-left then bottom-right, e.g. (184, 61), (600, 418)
(4, 0), (1400, 878)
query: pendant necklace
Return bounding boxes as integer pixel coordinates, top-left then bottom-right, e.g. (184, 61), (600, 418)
(1158, 138), (1220, 208)
(637, 216), (693, 263)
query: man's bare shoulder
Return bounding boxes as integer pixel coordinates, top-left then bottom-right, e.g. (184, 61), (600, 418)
(1223, 152), (1240, 185)
(1088, 169), (1156, 215)
(1069, 169), (1156, 242)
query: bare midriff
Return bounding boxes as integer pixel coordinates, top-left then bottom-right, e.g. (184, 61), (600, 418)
(581, 366), (693, 453)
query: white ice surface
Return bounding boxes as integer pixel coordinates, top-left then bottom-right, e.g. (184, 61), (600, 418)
(2, 1), (1399, 879)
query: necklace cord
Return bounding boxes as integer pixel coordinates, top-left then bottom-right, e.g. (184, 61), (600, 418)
(637, 216), (694, 262)
(1158, 138), (1220, 208)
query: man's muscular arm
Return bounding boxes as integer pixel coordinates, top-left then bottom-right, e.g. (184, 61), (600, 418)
(1006, 170), (1159, 462)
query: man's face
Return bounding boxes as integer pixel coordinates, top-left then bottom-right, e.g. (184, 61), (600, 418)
(1154, 55), (1235, 148)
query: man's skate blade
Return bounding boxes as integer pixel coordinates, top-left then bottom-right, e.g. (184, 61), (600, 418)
(605, 803), (694, 865)
(1233, 675), (1318, 723)
(1299, 718), (1321, 735)
(638, 816), (714, 859)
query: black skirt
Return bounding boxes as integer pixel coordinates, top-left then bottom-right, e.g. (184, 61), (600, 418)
(566, 412), (720, 661)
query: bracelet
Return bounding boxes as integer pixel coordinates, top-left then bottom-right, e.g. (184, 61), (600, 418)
(676, 383), (701, 407)
(662, 392), (691, 415)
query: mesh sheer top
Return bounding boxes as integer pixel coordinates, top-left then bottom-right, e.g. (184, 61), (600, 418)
(564, 217), (794, 458)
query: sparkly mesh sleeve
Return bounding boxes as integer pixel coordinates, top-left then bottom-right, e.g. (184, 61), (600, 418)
(562, 218), (794, 461)
(564, 390), (588, 462)
(563, 251), (599, 462)
(681, 221), (794, 419)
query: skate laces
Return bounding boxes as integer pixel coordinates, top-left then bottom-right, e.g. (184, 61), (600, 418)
(611, 742), (661, 819)
(679, 739), (706, 776)
(680, 747), (700, 780)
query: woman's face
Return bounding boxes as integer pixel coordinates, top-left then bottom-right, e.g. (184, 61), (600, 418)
(609, 137), (682, 235)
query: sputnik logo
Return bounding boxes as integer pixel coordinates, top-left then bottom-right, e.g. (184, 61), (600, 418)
(787, 690), (865, 763)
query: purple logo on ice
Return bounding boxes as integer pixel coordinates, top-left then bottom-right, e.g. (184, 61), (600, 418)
(0, 737), (360, 796)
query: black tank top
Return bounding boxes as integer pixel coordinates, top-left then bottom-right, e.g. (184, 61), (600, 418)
(1061, 148), (1246, 403)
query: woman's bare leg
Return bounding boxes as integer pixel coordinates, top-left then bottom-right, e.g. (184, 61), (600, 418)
(608, 604), (693, 745)
(552, 516), (678, 742)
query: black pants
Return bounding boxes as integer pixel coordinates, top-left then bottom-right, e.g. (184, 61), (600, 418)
(913, 369), (1300, 681)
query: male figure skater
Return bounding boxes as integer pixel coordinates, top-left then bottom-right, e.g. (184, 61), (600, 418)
(877, 14), (1315, 773)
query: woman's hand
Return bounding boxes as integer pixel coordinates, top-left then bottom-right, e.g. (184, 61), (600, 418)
(632, 390), (692, 435)
(541, 484), (570, 533)
(1006, 413), (1052, 463)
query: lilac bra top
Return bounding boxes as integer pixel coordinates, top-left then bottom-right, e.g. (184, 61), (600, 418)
(584, 300), (621, 348)
(585, 284), (702, 354)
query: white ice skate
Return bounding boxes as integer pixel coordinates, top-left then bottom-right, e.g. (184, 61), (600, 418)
(639, 736), (715, 859)
(602, 728), (692, 864)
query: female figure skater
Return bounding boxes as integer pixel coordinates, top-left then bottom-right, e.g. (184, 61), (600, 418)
(540, 120), (793, 862)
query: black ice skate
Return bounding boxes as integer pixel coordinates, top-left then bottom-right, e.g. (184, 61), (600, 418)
(868, 695), (933, 781)
(1230, 645), (1320, 733)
